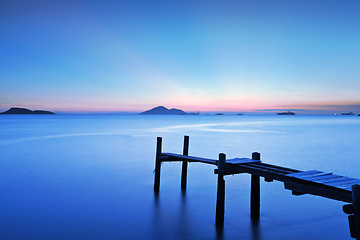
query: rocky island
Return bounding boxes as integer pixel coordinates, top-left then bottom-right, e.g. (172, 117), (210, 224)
(140, 106), (187, 115)
(1, 107), (55, 114)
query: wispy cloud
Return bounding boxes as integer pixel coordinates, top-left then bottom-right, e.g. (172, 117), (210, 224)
(263, 101), (360, 114)
(310, 104), (360, 111)
(255, 109), (307, 112)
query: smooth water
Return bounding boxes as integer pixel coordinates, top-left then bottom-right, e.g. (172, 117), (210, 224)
(1, 115), (360, 240)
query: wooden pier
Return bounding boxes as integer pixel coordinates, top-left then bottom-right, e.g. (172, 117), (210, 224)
(153, 136), (360, 239)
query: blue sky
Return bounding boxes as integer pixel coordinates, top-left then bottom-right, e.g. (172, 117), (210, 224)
(1, 0), (360, 113)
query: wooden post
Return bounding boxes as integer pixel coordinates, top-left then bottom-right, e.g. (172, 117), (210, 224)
(216, 153), (226, 226)
(352, 184), (360, 239)
(251, 152), (260, 220)
(154, 137), (162, 192)
(181, 135), (189, 191)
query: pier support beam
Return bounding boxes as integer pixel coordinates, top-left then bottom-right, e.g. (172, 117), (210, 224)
(216, 153), (226, 226)
(353, 184), (360, 239)
(251, 152), (261, 220)
(181, 135), (189, 191)
(154, 137), (162, 192)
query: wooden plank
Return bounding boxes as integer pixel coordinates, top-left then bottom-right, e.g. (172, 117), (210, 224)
(286, 170), (323, 177)
(161, 153), (217, 165)
(230, 163), (292, 182)
(313, 177), (350, 185)
(298, 174), (342, 182)
(249, 163), (296, 174)
(317, 177), (356, 184)
(251, 162), (299, 173)
(226, 158), (260, 164)
(325, 179), (360, 188)
(284, 181), (352, 203)
(300, 172), (333, 179)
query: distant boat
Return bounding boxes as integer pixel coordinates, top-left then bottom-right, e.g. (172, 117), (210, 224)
(216, 113), (224, 115)
(342, 112), (355, 115)
(277, 111), (295, 115)
(188, 112), (200, 115)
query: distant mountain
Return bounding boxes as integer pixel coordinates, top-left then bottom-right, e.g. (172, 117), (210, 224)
(1, 107), (55, 115)
(140, 106), (187, 115)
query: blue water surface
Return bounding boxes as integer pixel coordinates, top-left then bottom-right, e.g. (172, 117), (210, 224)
(0, 114), (359, 240)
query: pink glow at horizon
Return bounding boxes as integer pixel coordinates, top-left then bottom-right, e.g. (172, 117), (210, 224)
(4, 98), (359, 114)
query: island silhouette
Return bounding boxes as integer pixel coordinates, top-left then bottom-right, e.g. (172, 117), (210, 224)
(277, 111), (295, 115)
(141, 106), (187, 115)
(1, 107), (55, 114)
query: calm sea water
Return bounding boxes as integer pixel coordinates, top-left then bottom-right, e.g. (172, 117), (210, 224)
(1, 114), (360, 240)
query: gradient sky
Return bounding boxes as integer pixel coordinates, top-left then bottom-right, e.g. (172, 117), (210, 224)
(1, 0), (360, 113)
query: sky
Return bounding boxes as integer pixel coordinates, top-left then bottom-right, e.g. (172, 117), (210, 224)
(1, 0), (360, 114)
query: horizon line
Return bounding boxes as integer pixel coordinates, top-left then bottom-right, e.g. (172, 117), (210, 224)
(1, 105), (360, 115)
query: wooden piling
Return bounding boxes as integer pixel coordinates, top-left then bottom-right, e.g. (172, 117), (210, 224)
(352, 184), (360, 239)
(216, 153), (226, 226)
(181, 135), (189, 191)
(154, 137), (162, 192)
(251, 152), (261, 220)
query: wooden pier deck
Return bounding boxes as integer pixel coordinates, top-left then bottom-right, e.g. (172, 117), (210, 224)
(154, 136), (360, 239)
(161, 152), (357, 203)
